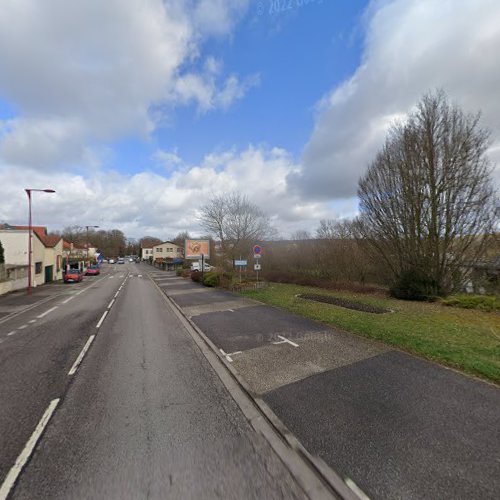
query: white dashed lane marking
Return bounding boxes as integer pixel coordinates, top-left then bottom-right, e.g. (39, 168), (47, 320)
(36, 306), (58, 319)
(68, 336), (95, 376)
(96, 311), (108, 329)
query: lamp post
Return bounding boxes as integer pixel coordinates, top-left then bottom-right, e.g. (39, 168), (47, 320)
(85, 225), (99, 263)
(25, 188), (56, 295)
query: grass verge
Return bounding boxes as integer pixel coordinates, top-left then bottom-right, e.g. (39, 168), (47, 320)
(441, 294), (500, 312)
(240, 283), (500, 385)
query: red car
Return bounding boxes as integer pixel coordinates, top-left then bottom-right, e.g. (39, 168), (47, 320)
(64, 268), (83, 283)
(85, 265), (100, 276)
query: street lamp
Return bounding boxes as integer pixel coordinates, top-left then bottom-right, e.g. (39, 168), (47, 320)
(25, 188), (56, 295)
(85, 225), (99, 263)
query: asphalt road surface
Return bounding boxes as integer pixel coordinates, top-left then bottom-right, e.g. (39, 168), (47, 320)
(0, 263), (307, 499)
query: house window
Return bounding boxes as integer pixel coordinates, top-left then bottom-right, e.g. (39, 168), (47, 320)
(35, 262), (42, 274)
(167, 247), (173, 252)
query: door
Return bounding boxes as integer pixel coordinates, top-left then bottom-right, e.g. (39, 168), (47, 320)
(44, 265), (54, 283)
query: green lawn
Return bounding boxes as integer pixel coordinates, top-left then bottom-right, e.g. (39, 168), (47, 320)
(240, 283), (500, 385)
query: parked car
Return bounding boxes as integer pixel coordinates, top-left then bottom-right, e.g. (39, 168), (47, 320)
(109, 258), (115, 264)
(64, 268), (83, 283)
(85, 265), (100, 276)
(117, 258), (125, 264)
(191, 262), (213, 271)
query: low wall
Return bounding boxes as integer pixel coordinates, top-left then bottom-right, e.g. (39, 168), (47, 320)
(0, 264), (28, 296)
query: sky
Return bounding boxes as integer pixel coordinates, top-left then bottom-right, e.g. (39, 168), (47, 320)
(0, 0), (499, 240)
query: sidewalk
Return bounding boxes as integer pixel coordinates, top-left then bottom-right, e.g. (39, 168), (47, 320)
(150, 271), (500, 500)
(0, 281), (69, 323)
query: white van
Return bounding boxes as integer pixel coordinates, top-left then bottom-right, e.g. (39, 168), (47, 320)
(191, 262), (213, 271)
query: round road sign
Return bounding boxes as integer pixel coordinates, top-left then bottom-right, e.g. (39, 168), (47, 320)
(253, 244), (262, 255)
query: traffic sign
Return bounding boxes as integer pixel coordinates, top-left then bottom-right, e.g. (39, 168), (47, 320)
(234, 260), (247, 266)
(254, 254), (261, 259)
(253, 244), (262, 255)
(254, 264), (261, 271)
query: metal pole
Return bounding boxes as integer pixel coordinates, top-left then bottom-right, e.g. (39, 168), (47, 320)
(26, 189), (32, 295)
(201, 254), (204, 282)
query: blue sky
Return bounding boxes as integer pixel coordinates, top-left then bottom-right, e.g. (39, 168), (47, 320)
(0, 0), (499, 239)
(113, 0), (368, 174)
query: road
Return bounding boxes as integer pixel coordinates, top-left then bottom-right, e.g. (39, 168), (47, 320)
(0, 262), (309, 499)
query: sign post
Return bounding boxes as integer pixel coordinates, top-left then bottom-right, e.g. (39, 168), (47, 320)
(234, 259), (248, 284)
(253, 245), (262, 282)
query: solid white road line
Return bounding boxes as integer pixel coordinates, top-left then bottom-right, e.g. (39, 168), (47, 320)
(114, 291), (119, 298)
(68, 335), (95, 376)
(60, 296), (74, 305)
(18, 325), (27, 330)
(272, 335), (299, 348)
(219, 349), (242, 363)
(107, 299), (115, 309)
(0, 398), (60, 500)
(36, 306), (58, 319)
(96, 311), (108, 329)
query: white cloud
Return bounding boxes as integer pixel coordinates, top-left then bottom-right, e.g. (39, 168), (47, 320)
(0, 0), (254, 169)
(153, 149), (183, 171)
(292, 0), (500, 199)
(191, 0), (250, 37)
(0, 146), (334, 239)
(171, 66), (260, 113)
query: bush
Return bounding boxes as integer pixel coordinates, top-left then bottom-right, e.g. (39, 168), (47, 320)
(390, 269), (441, 301)
(203, 272), (221, 287)
(191, 270), (202, 282)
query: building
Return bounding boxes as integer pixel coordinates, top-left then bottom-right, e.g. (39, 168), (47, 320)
(0, 224), (63, 294)
(152, 241), (184, 270)
(141, 244), (154, 261)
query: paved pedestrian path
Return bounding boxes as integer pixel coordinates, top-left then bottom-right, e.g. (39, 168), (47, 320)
(149, 271), (500, 500)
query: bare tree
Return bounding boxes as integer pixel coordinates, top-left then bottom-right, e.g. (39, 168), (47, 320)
(316, 219), (354, 240)
(172, 231), (191, 248)
(357, 90), (499, 297)
(199, 192), (276, 265)
(291, 230), (312, 240)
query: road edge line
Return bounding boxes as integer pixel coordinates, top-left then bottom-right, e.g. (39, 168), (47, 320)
(0, 399), (60, 500)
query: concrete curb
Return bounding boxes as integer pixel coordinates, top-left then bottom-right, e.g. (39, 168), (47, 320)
(149, 274), (364, 500)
